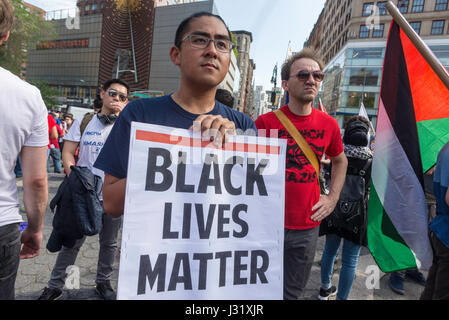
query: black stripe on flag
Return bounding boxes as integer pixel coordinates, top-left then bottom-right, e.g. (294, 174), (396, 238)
(380, 21), (424, 188)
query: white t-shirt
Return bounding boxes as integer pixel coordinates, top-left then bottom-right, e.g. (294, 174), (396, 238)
(64, 114), (114, 200)
(0, 67), (49, 228)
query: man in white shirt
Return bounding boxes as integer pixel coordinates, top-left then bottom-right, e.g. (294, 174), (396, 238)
(38, 79), (129, 300)
(0, 0), (49, 300)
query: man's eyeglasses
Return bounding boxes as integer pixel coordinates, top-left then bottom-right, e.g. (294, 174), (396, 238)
(291, 70), (325, 82)
(108, 89), (128, 102)
(182, 34), (234, 53)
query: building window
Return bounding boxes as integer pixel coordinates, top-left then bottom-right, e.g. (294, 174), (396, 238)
(362, 2), (374, 16)
(435, 0), (448, 10)
(410, 21), (422, 34)
(346, 67), (380, 86)
(398, 0), (409, 13)
(360, 25), (370, 38)
(431, 20), (445, 34)
(373, 23), (385, 37)
(377, 1), (387, 15)
(91, 3), (98, 10)
(85, 4), (90, 11)
(411, 0), (425, 12)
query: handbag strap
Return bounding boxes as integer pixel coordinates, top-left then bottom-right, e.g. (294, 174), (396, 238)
(274, 109), (320, 177)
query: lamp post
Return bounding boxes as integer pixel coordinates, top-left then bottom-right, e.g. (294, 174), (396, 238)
(270, 63), (278, 109)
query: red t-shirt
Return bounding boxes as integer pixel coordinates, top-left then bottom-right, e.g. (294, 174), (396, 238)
(255, 105), (343, 230)
(47, 115), (63, 149)
(47, 114), (57, 149)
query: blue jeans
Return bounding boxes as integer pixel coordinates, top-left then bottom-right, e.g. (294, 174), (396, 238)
(14, 155), (22, 177)
(48, 213), (122, 289)
(0, 223), (21, 300)
(320, 233), (361, 300)
(47, 148), (62, 173)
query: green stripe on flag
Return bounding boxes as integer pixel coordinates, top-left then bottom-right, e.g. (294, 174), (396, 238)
(367, 180), (417, 273)
(417, 118), (449, 172)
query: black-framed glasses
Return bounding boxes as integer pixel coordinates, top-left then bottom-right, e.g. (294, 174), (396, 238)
(182, 34), (234, 53)
(108, 89), (128, 102)
(291, 70), (325, 82)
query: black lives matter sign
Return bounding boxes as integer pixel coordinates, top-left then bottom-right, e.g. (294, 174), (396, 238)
(117, 123), (286, 300)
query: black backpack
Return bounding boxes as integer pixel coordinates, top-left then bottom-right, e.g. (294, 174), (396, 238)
(326, 159), (372, 234)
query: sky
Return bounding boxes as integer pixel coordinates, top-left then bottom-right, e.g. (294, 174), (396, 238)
(25, 0), (326, 90)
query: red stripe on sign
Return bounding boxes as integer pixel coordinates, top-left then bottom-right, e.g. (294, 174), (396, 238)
(135, 130), (280, 155)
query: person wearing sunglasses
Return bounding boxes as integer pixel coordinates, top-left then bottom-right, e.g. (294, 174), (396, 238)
(93, 12), (256, 220)
(38, 79), (129, 301)
(255, 48), (348, 300)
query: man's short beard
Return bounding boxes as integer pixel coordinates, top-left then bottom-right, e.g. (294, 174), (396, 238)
(298, 94), (315, 103)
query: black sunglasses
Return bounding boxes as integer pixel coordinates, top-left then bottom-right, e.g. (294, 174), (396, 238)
(292, 70), (325, 82)
(108, 89), (128, 102)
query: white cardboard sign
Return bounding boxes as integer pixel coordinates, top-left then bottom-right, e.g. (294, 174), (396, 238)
(117, 123), (286, 300)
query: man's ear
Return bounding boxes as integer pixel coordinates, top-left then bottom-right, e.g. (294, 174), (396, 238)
(169, 46), (181, 67)
(0, 31), (10, 45)
(281, 80), (288, 93)
(99, 88), (105, 100)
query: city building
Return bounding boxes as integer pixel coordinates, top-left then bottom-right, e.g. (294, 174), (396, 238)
(148, 0), (239, 96)
(305, 0), (449, 128)
(233, 30), (256, 116)
(23, 1), (45, 18)
(19, 2), (46, 79)
(253, 85), (272, 118)
(26, 0), (239, 110)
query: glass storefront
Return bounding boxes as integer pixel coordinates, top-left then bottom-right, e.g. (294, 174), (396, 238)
(321, 43), (449, 129)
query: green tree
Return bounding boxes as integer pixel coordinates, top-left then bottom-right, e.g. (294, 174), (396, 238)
(28, 80), (59, 110)
(231, 32), (239, 60)
(0, 0), (55, 76)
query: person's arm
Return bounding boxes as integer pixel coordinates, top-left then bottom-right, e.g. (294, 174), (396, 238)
(56, 124), (64, 138)
(102, 174), (127, 218)
(19, 146), (48, 259)
(49, 125), (58, 140)
(61, 140), (79, 176)
(311, 151), (348, 221)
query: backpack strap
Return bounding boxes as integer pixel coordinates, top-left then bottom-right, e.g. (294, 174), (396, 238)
(79, 112), (95, 137)
(274, 109), (320, 177)
(346, 158), (372, 177)
(359, 158), (372, 177)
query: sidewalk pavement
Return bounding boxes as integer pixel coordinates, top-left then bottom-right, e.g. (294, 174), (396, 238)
(14, 173), (427, 300)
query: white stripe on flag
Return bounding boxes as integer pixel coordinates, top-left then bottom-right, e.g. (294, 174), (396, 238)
(371, 99), (432, 269)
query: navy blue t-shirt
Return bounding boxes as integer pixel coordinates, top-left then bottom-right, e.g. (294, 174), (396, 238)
(94, 95), (256, 179)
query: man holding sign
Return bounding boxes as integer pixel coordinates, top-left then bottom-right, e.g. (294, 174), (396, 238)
(93, 13), (267, 299)
(94, 12), (256, 219)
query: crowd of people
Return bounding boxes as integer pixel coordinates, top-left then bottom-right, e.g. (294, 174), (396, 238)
(0, 0), (448, 301)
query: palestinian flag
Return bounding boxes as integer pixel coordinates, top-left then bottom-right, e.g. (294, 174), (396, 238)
(319, 98), (328, 114)
(367, 20), (449, 272)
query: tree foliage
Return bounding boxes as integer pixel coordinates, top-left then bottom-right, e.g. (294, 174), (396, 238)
(0, 0), (56, 76)
(28, 79), (59, 110)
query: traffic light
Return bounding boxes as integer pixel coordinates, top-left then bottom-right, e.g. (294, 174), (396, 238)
(271, 91), (276, 104)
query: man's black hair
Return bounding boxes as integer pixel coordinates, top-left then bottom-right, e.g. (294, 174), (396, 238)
(93, 96), (103, 111)
(215, 88), (234, 108)
(102, 78), (130, 93)
(174, 12), (232, 49)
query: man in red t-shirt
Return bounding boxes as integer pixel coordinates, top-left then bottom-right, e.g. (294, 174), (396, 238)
(47, 113), (63, 173)
(255, 49), (347, 300)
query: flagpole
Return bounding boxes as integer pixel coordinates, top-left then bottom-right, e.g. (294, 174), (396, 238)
(386, 1), (449, 91)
